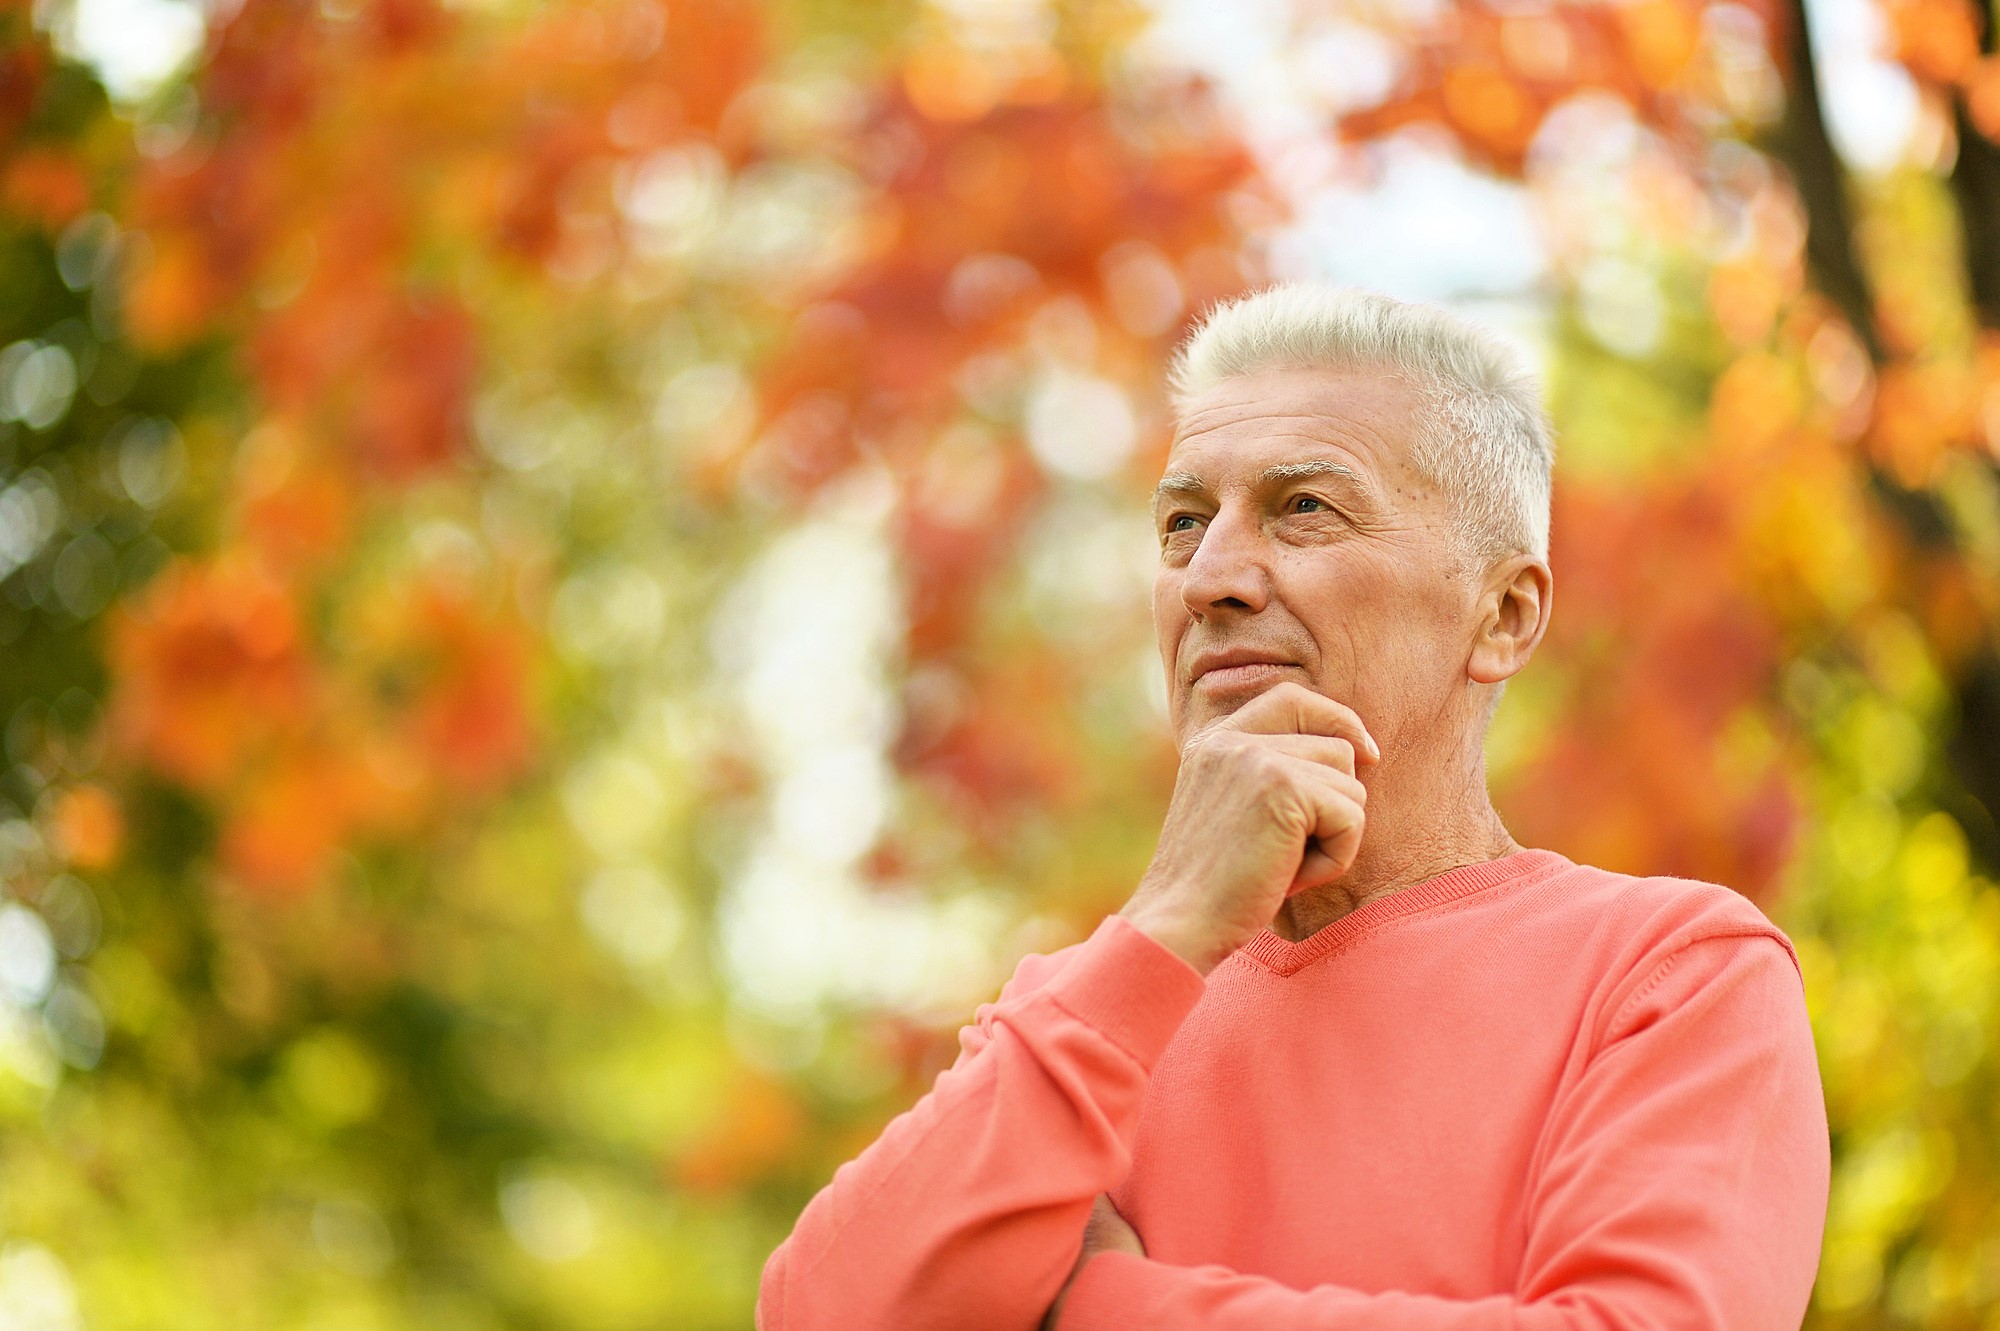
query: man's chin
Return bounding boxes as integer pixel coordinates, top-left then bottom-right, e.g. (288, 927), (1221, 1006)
(1178, 671), (1320, 730)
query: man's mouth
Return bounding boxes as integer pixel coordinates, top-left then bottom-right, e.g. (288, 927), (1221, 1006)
(1189, 651), (1300, 690)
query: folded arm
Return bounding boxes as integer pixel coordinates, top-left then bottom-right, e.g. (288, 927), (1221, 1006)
(756, 915), (1207, 1331)
(1052, 933), (1830, 1330)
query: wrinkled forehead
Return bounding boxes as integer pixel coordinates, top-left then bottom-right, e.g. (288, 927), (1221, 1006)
(1164, 366), (1428, 483)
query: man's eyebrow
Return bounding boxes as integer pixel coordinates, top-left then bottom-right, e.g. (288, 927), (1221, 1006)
(1259, 460), (1360, 485)
(1151, 460), (1363, 505)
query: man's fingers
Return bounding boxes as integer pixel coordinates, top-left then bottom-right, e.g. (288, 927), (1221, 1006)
(1289, 838), (1357, 896)
(1083, 1193), (1144, 1258)
(1303, 771), (1364, 869)
(1273, 756), (1365, 896)
(1256, 733), (1367, 782)
(1214, 682), (1379, 762)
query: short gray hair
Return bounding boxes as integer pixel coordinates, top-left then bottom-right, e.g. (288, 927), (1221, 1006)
(1168, 284), (1554, 563)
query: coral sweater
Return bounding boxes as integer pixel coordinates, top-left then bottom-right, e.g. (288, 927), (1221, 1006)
(756, 849), (1830, 1330)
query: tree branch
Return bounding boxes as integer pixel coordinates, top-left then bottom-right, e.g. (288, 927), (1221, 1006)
(1766, 0), (1886, 362)
(1949, 0), (2000, 325)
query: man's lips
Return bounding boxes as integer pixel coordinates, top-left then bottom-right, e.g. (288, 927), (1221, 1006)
(1189, 651), (1301, 688)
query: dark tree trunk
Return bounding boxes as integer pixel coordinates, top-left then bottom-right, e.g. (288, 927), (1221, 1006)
(1768, 0), (1884, 361)
(1766, 0), (2000, 872)
(1950, 0), (2000, 324)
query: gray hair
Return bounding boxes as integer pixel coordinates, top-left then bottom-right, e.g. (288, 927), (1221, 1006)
(1168, 284), (1554, 564)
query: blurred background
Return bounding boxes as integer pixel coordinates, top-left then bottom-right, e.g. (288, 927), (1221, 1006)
(1, 0), (1997, 1323)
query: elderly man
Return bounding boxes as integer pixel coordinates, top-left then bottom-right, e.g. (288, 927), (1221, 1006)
(756, 285), (1829, 1330)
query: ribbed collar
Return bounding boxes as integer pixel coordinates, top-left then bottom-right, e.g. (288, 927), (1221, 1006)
(1237, 847), (1572, 977)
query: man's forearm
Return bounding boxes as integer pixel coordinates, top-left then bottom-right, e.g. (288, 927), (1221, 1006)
(1054, 1253), (1770, 1331)
(758, 915), (1206, 1331)
(1052, 935), (1826, 1331)
(1059, 1256), (1532, 1330)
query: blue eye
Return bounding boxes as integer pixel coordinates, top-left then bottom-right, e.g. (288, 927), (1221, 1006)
(1292, 495), (1327, 513)
(1167, 514), (1199, 532)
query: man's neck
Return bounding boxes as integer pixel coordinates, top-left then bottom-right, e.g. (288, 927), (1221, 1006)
(1268, 743), (1518, 943)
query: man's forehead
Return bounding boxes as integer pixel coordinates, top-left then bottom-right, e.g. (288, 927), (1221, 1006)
(1157, 424), (1393, 496)
(1172, 365), (1418, 432)
(1163, 369), (1419, 487)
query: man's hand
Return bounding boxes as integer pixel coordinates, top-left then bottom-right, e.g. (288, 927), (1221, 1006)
(1121, 681), (1376, 975)
(1042, 1194), (1144, 1331)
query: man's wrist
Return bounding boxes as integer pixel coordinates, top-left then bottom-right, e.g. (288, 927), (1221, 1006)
(1117, 900), (1223, 977)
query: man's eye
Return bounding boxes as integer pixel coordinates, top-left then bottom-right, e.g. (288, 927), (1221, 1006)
(1166, 514), (1200, 533)
(1291, 494), (1328, 514)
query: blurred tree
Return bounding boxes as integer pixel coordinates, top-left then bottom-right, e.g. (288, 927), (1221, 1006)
(5, 0), (1999, 1325)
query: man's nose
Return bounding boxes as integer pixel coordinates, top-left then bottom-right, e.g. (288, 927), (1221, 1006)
(1180, 505), (1269, 618)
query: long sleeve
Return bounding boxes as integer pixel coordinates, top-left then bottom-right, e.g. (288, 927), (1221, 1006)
(757, 913), (1208, 1331)
(1055, 933), (1830, 1330)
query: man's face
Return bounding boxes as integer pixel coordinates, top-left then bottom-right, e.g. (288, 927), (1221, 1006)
(1152, 367), (1482, 754)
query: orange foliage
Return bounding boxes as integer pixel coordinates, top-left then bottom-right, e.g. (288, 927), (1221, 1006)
(897, 652), (1088, 848)
(49, 784), (124, 870)
(1507, 479), (1798, 899)
(83, 0), (758, 896)
(1968, 57), (2000, 142)
(1870, 360), (1978, 486)
(1, 149), (89, 230)
(736, 75), (1253, 841)
(234, 424), (359, 575)
(102, 545), (539, 894)
(754, 84), (1252, 488)
(349, 297), (477, 480)
(1919, 557), (1989, 670)
(1615, 0), (1702, 89)
(352, 577), (538, 797)
(899, 438), (1043, 659)
(1340, 3), (1708, 175)
(902, 40), (1067, 123)
(1711, 351), (1807, 460)
(123, 230), (229, 353)
(105, 558), (313, 794)
(1708, 257), (1794, 349)
(1885, 0), (1982, 86)
(129, 0), (762, 453)
(1979, 330), (2000, 457)
(0, 42), (49, 153)
(218, 748), (355, 895)
(1441, 65), (1539, 157)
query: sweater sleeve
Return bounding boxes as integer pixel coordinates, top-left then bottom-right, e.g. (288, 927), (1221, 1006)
(1054, 932), (1830, 1330)
(756, 913), (1208, 1331)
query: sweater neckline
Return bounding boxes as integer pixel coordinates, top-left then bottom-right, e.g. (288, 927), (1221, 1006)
(1237, 847), (1571, 977)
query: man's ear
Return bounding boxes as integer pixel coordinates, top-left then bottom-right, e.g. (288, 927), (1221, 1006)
(1468, 555), (1553, 685)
